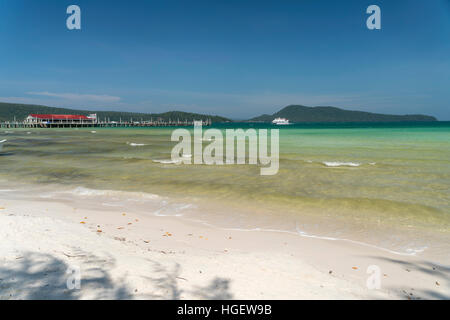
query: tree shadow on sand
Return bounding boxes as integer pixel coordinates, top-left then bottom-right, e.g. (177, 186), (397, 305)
(0, 251), (233, 300)
(0, 251), (131, 300)
(368, 256), (450, 300)
(141, 260), (233, 300)
(191, 278), (233, 300)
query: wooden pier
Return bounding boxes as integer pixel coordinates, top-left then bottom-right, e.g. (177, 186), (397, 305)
(0, 118), (212, 129)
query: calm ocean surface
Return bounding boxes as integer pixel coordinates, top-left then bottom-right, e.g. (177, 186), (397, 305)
(1, 122), (449, 256)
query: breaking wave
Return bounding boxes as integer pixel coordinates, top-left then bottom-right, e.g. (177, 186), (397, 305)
(322, 161), (361, 167)
(153, 159), (181, 164)
(127, 142), (147, 146)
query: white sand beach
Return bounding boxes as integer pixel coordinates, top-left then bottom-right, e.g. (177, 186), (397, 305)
(1, 195), (448, 300)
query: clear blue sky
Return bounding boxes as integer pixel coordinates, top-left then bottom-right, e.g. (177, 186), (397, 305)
(0, 0), (449, 119)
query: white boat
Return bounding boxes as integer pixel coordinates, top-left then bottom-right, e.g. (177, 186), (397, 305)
(0, 139), (6, 152)
(272, 117), (290, 125)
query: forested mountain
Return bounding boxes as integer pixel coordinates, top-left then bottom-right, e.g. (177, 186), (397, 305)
(250, 105), (437, 122)
(0, 102), (231, 123)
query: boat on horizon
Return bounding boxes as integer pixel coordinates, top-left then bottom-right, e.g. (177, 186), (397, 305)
(272, 117), (290, 125)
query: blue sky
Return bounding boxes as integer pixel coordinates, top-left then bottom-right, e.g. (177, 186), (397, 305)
(0, 0), (449, 119)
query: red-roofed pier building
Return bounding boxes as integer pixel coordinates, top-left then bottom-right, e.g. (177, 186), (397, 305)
(25, 114), (97, 127)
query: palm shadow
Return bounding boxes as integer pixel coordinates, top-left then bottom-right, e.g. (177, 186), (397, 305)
(367, 256), (450, 300)
(141, 260), (233, 300)
(0, 251), (233, 300)
(191, 278), (233, 300)
(0, 251), (131, 300)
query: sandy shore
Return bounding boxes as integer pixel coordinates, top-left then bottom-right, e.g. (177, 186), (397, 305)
(0, 196), (448, 300)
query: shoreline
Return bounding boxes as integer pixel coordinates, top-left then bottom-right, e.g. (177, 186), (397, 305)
(1, 192), (448, 299)
(3, 181), (447, 259)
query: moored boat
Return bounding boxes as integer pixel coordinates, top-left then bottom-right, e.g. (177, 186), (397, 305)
(272, 118), (290, 125)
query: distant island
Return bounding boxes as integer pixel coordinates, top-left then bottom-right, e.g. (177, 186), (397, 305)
(249, 105), (437, 123)
(0, 102), (231, 123)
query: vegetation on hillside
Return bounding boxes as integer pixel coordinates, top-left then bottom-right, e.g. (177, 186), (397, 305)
(0, 102), (231, 123)
(250, 105), (437, 122)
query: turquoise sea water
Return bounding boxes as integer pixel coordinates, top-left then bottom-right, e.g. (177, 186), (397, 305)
(1, 122), (449, 256)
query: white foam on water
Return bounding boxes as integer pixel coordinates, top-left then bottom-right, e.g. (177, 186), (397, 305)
(322, 161), (361, 167)
(33, 185), (198, 219)
(39, 186), (161, 203)
(127, 142), (147, 146)
(294, 223), (427, 256)
(71, 187), (111, 196)
(73, 187), (160, 199)
(192, 221), (428, 257)
(153, 202), (195, 217)
(153, 159), (181, 164)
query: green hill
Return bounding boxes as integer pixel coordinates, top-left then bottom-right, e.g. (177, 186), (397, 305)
(0, 102), (231, 123)
(250, 105), (437, 123)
